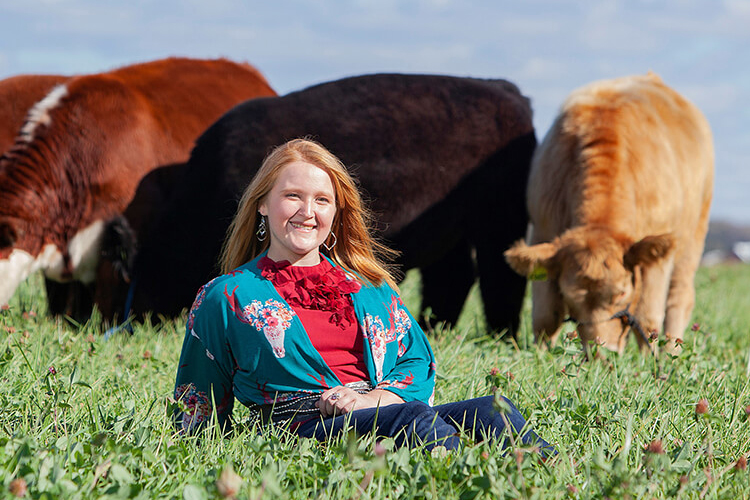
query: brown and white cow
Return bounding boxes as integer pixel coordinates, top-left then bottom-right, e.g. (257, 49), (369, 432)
(0, 57), (276, 312)
(0, 74), (79, 315)
(504, 73), (713, 355)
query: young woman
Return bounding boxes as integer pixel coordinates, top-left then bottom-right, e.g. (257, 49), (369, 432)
(173, 139), (553, 454)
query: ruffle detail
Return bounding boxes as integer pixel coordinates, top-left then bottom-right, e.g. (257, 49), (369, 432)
(258, 256), (361, 329)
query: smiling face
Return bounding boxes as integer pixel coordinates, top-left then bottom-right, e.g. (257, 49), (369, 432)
(259, 161), (337, 266)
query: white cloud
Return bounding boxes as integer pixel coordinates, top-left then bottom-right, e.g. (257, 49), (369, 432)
(725, 0), (750, 15)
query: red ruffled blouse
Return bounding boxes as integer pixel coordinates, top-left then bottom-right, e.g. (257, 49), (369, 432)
(258, 256), (368, 384)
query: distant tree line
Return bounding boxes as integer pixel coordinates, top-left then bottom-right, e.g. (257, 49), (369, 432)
(704, 220), (750, 254)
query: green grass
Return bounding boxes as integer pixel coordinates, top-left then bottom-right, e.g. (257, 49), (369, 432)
(1, 265), (750, 499)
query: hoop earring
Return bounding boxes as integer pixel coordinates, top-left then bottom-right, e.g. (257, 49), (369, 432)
(256, 216), (267, 241)
(323, 232), (337, 251)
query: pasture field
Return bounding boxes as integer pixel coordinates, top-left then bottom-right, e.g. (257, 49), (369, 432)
(1, 265), (750, 499)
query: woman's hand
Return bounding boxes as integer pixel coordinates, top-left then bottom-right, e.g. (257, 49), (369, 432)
(317, 386), (404, 417)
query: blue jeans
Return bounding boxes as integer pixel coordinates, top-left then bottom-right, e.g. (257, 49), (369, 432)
(294, 396), (554, 456)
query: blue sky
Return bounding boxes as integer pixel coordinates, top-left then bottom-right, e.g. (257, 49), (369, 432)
(1, 0), (748, 222)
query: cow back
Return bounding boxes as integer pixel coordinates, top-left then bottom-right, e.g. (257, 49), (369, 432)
(0, 74), (69, 152)
(528, 72), (713, 244)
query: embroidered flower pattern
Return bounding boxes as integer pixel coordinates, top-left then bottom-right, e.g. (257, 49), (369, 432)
(364, 296), (413, 381)
(186, 276), (221, 331)
(364, 314), (388, 381)
(245, 299), (296, 358)
(245, 299), (295, 358)
(223, 284), (296, 358)
(389, 296), (412, 336)
(174, 383), (212, 432)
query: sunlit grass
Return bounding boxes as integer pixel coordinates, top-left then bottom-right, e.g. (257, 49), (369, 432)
(1, 265), (750, 498)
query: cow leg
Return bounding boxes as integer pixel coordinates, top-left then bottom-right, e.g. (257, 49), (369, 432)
(44, 279), (69, 316)
(419, 240), (476, 330)
(473, 243), (527, 338)
(663, 244), (704, 355)
(663, 267), (695, 354)
(633, 260), (673, 353)
(470, 138), (535, 339)
(662, 198), (711, 355)
(530, 280), (564, 347)
(526, 226), (566, 347)
(44, 279), (95, 324)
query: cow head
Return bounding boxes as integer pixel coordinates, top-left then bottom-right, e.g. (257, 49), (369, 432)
(92, 215), (138, 321)
(0, 213), (104, 307)
(0, 216), (53, 306)
(504, 227), (674, 354)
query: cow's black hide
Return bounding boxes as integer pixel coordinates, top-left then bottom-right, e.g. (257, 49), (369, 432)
(44, 162), (186, 324)
(125, 73), (535, 336)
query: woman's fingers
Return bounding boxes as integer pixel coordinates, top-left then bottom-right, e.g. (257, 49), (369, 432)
(317, 386), (359, 416)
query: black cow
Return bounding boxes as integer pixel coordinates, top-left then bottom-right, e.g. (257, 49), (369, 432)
(124, 73), (535, 336)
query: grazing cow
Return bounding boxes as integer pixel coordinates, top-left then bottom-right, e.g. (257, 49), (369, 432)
(0, 57), (276, 318)
(123, 74), (536, 336)
(0, 74), (88, 317)
(504, 73), (714, 355)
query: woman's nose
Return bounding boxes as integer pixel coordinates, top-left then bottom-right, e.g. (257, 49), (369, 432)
(299, 199), (314, 217)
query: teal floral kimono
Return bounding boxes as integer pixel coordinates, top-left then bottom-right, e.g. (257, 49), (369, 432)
(173, 253), (437, 432)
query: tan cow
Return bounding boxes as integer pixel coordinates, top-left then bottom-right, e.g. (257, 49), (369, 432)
(504, 73), (713, 355)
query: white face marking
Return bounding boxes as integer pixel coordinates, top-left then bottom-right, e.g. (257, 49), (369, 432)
(36, 244), (65, 277)
(0, 245), (66, 305)
(34, 244), (65, 283)
(0, 249), (36, 306)
(0, 219), (104, 306)
(66, 219), (105, 283)
(19, 84), (69, 143)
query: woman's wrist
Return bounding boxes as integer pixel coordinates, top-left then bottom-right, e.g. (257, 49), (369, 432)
(363, 388), (404, 408)
(317, 386), (404, 417)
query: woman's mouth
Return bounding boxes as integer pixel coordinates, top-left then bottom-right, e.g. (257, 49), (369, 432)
(290, 221), (316, 232)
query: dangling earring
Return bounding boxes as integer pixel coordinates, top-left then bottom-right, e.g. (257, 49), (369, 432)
(323, 232), (337, 251)
(256, 215), (267, 241)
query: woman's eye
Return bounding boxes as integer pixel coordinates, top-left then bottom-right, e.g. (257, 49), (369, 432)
(317, 197), (330, 204)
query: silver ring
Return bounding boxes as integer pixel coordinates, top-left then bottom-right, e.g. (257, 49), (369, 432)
(330, 392), (341, 401)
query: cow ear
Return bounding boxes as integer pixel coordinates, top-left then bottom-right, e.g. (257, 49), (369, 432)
(101, 216), (137, 282)
(624, 233), (675, 269)
(504, 240), (558, 279)
(0, 222), (17, 248)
